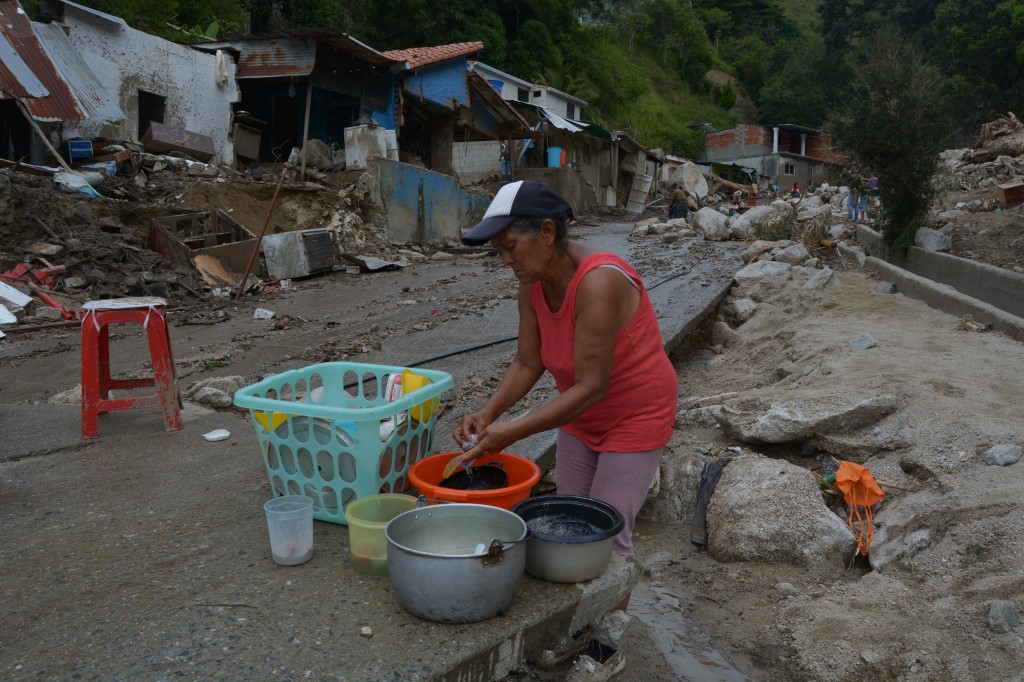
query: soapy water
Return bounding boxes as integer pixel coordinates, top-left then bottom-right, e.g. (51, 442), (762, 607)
(527, 514), (604, 538)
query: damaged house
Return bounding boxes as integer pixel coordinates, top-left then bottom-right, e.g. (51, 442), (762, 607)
(702, 123), (846, 190)
(0, 0), (240, 166)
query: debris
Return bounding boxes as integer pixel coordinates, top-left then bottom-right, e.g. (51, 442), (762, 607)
(988, 600), (1021, 633)
(915, 227), (952, 252)
(0, 281), (33, 308)
(253, 308), (275, 320)
(360, 626), (373, 638)
(203, 429), (231, 442)
(956, 314), (991, 333)
(874, 282), (897, 294)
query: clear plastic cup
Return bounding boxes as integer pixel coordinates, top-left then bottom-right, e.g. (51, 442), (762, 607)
(264, 495), (314, 566)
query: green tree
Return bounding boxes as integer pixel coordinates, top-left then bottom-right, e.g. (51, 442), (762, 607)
(828, 25), (950, 247)
(757, 38), (831, 125)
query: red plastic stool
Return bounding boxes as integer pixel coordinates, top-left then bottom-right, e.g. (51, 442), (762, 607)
(81, 297), (182, 439)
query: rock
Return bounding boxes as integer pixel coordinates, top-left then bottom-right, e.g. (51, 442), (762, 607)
(734, 261), (791, 288)
(776, 582), (799, 597)
(983, 444), (1023, 466)
(988, 601), (1020, 634)
(693, 208), (730, 241)
(679, 392), (740, 410)
(796, 204), (832, 222)
(667, 161), (709, 200)
(729, 203), (794, 240)
(25, 242), (65, 258)
(650, 222), (673, 235)
(192, 387), (233, 409)
(869, 528), (933, 570)
(677, 228), (699, 240)
(706, 454), (856, 567)
(710, 321), (742, 348)
(773, 243), (810, 265)
(184, 376), (248, 403)
(803, 257), (819, 268)
(661, 233), (679, 244)
(714, 393), (899, 444)
(641, 448), (709, 526)
(676, 406), (724, 427)
(47, 384), (82, 404)
(936, 209), (969, 222)
(63, 277), (88, 289)
(849, 333), (879, 349)
(594, 610), (634, 648)
(430, 251), (455, 261)
(861, 651), (883, 665)
(664, 217), (690, 229)
(828, 223), (852, 240)
(836, 242), (867, 267)
(915, 227), (952, 252)
(874, 282), (897, 294)
(632, 217), (660, 235)
(397, 249), (427, 263)
(802, 267), (840, 290)
(34, 307), (64, 321)
(727, 298), (758, 323)
(797, 195), (824, 211)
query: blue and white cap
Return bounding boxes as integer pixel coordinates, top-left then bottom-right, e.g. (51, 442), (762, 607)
(461, 180), (573, 246)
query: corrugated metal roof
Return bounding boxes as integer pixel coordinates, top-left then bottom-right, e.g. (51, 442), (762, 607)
(510, 100), (586, 133)
(52, 0), (126, 26)
(195, 38), (315, 79)
(0, 1), (84, 121)
(238, 38), (315, 78)
(33, 21), (125, 124)
(466, 72), (530, 131)
(0, 23), (49, 98)
(280, 29), (395, 66)
(380, 42), (482, 70)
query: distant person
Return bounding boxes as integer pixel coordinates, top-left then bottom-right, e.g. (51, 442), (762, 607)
(792, 182), (801, 198)
(499, 142), (511, 181)
(668, 183), (688, 220)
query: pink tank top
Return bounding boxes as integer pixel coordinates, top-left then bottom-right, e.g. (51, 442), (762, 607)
(530, 252), (678, 452)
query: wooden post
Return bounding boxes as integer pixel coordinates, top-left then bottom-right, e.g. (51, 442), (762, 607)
(234, 166), (289, 301)
(299, 78), (313, 181)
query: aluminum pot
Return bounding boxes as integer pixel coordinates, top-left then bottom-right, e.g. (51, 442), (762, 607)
(512, 495), (624, 583)
(385, 503), (527, 623)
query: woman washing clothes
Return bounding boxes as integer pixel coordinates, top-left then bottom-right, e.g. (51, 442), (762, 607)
(454, 180), (678, 565)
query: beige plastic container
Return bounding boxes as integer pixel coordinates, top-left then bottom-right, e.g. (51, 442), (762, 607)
(345, 494), (417, 575)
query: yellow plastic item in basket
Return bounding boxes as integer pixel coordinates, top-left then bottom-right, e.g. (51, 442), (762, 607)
(254, 410), (289, 432)
(402, 369), (437, 422)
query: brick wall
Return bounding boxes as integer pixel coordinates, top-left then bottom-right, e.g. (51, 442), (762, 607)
(453, 140), (500, 182)
(704, 124), (772, 161)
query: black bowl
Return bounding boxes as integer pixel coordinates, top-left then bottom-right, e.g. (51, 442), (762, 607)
(512, 494), (624, 544)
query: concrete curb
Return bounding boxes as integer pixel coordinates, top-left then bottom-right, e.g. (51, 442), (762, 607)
(866, 256), (1024, 342)
(856, 224), (1024, 319)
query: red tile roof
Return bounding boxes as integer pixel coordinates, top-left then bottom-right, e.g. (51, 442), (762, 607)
(380, 42), (483, 69)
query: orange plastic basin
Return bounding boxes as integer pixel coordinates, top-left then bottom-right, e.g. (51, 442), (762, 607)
(408, 452), (541, 509)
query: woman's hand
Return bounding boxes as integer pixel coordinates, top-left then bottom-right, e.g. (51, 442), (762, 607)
(454, 411), (491, 449)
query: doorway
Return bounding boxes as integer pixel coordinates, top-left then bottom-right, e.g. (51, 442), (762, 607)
(138, 90), (166, 139)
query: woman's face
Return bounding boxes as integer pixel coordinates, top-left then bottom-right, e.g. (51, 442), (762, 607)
(490, 221), (555, 283)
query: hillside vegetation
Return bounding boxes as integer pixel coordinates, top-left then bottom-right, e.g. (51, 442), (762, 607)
(23, 0), (1023, 163)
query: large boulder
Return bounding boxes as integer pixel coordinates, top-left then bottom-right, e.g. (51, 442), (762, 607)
(915, 227), (952, 252)
(733, 260), (792, 289)
(797, 195), (824, 211)
(707, 454), (856, 566)
(773, 243), (811, 265)
(693, 207), (730, 241)
(729, 202), (794, 240)
(668, 161), (709, 200)
(713, 392), (899, 444)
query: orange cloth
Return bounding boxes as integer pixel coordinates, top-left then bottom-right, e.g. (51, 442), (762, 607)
(531, 253), (677, 452)
(834, 460), (885, 556)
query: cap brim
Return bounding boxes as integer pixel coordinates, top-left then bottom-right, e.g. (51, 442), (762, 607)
(461, 214), (516, 246)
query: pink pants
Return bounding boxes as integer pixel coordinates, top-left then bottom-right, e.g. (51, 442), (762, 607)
(555, 429), (662, 557)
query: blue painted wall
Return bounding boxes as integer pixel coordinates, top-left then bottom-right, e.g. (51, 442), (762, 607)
(374, 157), (490, 243)
(403, 57), (471, 109)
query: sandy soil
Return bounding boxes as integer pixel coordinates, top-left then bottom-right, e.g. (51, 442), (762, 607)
(614, 264), (1024, 682)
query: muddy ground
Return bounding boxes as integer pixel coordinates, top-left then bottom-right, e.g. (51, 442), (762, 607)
(2, 152), (1023, 681)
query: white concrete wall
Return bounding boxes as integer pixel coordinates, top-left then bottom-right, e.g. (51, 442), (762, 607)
(453, 140), (500, 183)
(59, 6), (239, 163)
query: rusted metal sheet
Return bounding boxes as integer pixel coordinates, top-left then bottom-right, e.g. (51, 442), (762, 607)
(32, 22), (125, 125)
(238, 38), (315, 79)
(141, 121), (216, 162)
(0, 0), (84, 122)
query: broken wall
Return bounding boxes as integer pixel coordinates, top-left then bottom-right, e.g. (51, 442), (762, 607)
(517, 167), (588, 218)
(452, 140), (500, 183)
(371, 157), (490, 243)
(57, 3), (239, 163)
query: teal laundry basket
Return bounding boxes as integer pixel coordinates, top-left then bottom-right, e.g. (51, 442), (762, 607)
(234, 362), (453, 524)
